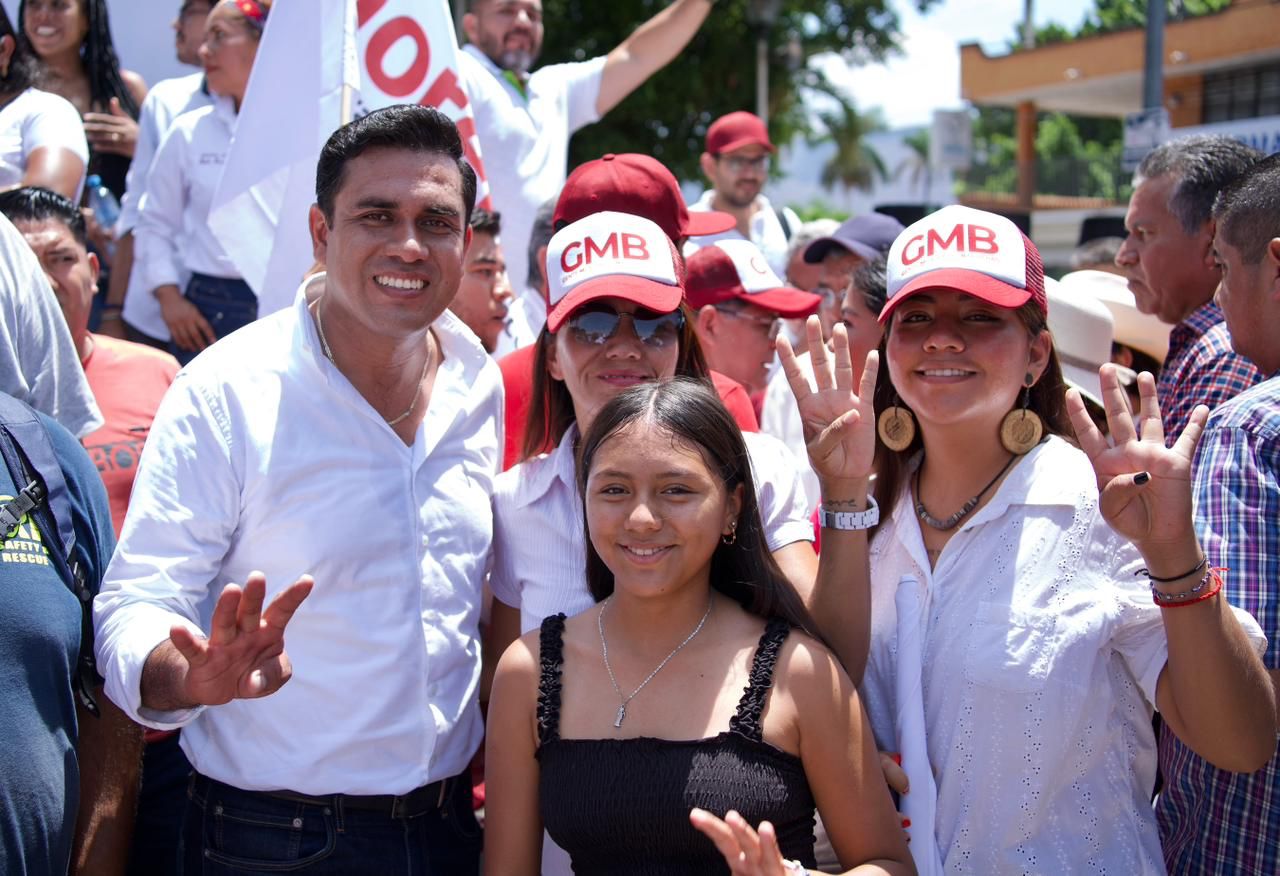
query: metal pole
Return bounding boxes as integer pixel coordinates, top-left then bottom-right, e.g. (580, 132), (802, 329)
(1143, 0), (1166, 110)
(756, 34), (769, 127)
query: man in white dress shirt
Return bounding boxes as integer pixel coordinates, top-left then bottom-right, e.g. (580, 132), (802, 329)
(459, 0), (716, 336)
(685, 111), (801, 277)
(93, 106), (503, 874)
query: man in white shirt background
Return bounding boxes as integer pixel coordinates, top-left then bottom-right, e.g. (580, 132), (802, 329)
(458, 0), (716, 341)
(685, 110), (800, 277)
(448, 207), (513, 354)
(104, 0), (212, 348)
(94, 106), (503, 875)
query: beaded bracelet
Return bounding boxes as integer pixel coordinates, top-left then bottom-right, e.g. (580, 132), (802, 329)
(1151, 567), (1225, 608)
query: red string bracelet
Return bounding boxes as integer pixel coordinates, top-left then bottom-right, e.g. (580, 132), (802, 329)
(1152, 567), (1226, 608)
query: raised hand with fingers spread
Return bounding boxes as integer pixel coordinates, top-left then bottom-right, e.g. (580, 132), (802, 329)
(776, 315), (879, 489)
(1065, 364), (1203, 550)
(143, 572), (313, 711)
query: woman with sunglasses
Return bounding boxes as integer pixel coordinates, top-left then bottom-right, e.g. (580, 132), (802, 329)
(783, 205), (1273, 873)
(132, 0), (269, 363)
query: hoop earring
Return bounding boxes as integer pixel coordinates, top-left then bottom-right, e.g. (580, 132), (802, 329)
(721, 521), (738, 546)
(1000, 372), (1044, 455)
(877, 399), (916, 452)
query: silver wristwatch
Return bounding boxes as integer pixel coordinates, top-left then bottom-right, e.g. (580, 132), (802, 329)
(817, 495), (880, 531)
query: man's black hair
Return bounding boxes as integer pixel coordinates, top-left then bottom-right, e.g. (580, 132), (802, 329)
(0, 186), (88, 247)
(1213, 153), (1280, 265)
(1135, 135), (1262, 234)
(469, 208), (500, 236)
(315, 105), (478, 224)
(527, 197), (557, 289)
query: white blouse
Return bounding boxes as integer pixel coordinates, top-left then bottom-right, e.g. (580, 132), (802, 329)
(861, 437), (1265, 875)
(491, 426), (815, 634)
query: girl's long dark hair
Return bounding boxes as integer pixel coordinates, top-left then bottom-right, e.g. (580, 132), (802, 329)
(521, 302), (710, 461)
(19, 0), (139, 118)
(577, 377), (818, 635)
(870, 300), (1074, 531)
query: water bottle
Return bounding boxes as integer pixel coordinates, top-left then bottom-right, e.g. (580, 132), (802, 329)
(85, 174), (121, 254)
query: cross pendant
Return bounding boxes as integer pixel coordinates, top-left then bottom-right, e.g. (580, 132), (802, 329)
(614, 704), (627, 728)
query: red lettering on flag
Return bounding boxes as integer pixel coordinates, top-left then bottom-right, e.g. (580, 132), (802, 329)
(365, 17), (430, 98)
(356, 0), (388, 27)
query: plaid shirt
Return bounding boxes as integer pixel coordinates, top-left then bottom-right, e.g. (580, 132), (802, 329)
(1157, 301), (1262, 447)
(1156, 374), (1280, 875)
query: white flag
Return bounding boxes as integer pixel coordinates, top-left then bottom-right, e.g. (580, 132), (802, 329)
(209, 0), (489, 316)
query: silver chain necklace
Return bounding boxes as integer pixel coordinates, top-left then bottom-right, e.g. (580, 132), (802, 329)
(597, 595), (713, 729)
(312, 296), (431, 427)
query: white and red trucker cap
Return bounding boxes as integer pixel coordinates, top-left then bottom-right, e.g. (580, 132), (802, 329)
(545, 211), (684, 333)
(685, 240), (821, 317)
(879, 205), (1047, 324)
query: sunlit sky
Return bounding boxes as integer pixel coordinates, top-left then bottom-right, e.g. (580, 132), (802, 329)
(824, 0), (1096, 128)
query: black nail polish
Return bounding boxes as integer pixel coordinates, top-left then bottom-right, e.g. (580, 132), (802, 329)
(1134, 471), (1150, 485)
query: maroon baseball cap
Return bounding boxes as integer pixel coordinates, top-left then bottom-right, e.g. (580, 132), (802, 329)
(705, 111), (776, 155)
(554, 153), (735, 243)
(686, 240), (821, 318)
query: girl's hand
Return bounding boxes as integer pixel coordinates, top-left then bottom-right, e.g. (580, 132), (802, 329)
(690, 809), (804, 875)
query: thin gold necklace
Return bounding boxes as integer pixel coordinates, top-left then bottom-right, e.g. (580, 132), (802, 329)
(312, 296), (431, 427)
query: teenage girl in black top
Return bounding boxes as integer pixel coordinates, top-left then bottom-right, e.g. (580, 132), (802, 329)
(484, 377), (911, 876)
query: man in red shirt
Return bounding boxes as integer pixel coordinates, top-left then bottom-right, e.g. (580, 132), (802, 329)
(0, 187), (179, 537)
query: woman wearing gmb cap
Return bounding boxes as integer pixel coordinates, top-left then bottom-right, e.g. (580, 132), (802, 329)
(789, 204), (1274, 873)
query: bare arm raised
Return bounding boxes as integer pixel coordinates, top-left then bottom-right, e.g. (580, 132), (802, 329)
(775, 316), (879, 683)
(140, 571), (313, 712)
(1066, 365), (1276, 771)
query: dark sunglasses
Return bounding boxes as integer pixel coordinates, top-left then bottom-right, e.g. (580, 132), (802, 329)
(565, 306), (685, 348)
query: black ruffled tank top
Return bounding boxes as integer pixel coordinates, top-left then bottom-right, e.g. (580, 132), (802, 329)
(536, 613), (817, 875)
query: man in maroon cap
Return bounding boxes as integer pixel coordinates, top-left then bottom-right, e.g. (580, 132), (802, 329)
(686, 239), (820, 396)
(687, 111), (800, 277)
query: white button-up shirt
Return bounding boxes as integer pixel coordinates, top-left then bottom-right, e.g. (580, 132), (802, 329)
(93, 290), (503, 795)
(120, 72), (212, 342)
(685, 191), (799, 278)
(132, 94), (241, 339)
(862, 437), (1266, 874)
(459, 44), (604, 325)
(491, 425), (815, 634)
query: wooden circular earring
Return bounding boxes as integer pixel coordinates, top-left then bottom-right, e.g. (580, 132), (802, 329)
(999, 372), (1044, 454)
(877, 403), (917, 452)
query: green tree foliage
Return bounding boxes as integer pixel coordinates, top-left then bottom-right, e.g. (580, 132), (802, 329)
(536, 0), (936, 182)
(815, 101), (888, 192)
(960, 107), (1129, 200)
(1009, 0), (1231, 50)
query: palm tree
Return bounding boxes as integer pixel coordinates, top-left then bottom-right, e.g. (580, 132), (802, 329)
(896, 129), (932, 209)
(815, 99), (889, 194)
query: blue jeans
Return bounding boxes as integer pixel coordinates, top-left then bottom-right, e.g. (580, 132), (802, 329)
(127, 731), (193, 875)
(171, 273), (258, 365)
(180, 773), (480, 875)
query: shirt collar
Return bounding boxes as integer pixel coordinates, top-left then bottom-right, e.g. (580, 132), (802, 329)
(509, 423), (579, 509)
(1172, 299), (1224, 345)
(889, 436), (1085, 540)
(463, 44), (529, 87)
